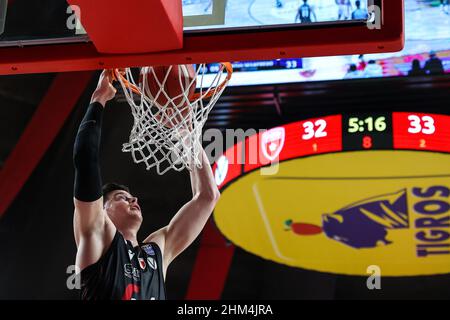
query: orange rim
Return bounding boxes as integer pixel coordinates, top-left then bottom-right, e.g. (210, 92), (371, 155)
(191, 62), (233, 100)
(111, 63), (233, 102)
(111, 69), (141, 95)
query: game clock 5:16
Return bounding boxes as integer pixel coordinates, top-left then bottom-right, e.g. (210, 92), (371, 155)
(342, 114), (393, 151)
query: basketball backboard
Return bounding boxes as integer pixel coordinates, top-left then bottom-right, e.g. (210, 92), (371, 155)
(0, 0), (404, 75)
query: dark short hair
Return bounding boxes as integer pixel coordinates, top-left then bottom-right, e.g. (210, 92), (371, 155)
(102, 183), (131, 202)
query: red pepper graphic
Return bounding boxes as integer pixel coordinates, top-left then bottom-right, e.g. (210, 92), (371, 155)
(284, 219), (322, 235)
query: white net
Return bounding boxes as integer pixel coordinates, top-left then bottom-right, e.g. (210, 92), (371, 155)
(114, 63), (232, 175)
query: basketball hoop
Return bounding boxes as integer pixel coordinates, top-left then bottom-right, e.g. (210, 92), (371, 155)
(112, 63), (233, 175)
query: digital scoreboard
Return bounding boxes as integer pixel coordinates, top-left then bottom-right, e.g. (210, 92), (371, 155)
(213, 112), (450, 188)
(211, 112), (450, 276)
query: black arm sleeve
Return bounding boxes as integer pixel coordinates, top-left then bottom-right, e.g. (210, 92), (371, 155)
(73, 102), (104, 202)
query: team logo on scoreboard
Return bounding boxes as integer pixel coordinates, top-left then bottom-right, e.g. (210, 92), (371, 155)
(215, 155), (229, 186)
(261, 127), (285, 161)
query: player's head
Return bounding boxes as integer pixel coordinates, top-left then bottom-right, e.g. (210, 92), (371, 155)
(103, 183), (143, 230)
(429, 51), (436, 58)
(303, 0), (307, 3)
(355, 0), (361, 8)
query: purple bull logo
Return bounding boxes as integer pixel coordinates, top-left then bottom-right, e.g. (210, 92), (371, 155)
(285, 186), (450, 257)
(322, 189), (408, 249)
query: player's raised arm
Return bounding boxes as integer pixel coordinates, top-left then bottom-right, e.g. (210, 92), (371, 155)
(73, 70), (116, 245)
(145, 147), (220, 269)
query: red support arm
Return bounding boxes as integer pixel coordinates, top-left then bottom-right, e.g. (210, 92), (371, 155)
(186, 220), (235, 300)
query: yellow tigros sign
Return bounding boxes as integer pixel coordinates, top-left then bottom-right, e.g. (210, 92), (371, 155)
(214, 151), (450, 276)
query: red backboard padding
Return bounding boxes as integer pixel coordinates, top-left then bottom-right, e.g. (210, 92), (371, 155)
(67, 0), (183, 54)
(0, 1), (404, 75)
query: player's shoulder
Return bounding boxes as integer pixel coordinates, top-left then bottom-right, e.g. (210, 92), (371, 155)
(143, 227), (167, 250)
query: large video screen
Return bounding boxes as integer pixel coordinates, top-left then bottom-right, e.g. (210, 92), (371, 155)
(203, 0), (450, 86)
(0, 0), (372, 44)
(183, 0), (371, 31)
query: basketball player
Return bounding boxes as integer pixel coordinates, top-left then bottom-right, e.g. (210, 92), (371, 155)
(295, 0), (317, 24)
(73, 70), (220, 300)
(336, 0), (352, 20)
